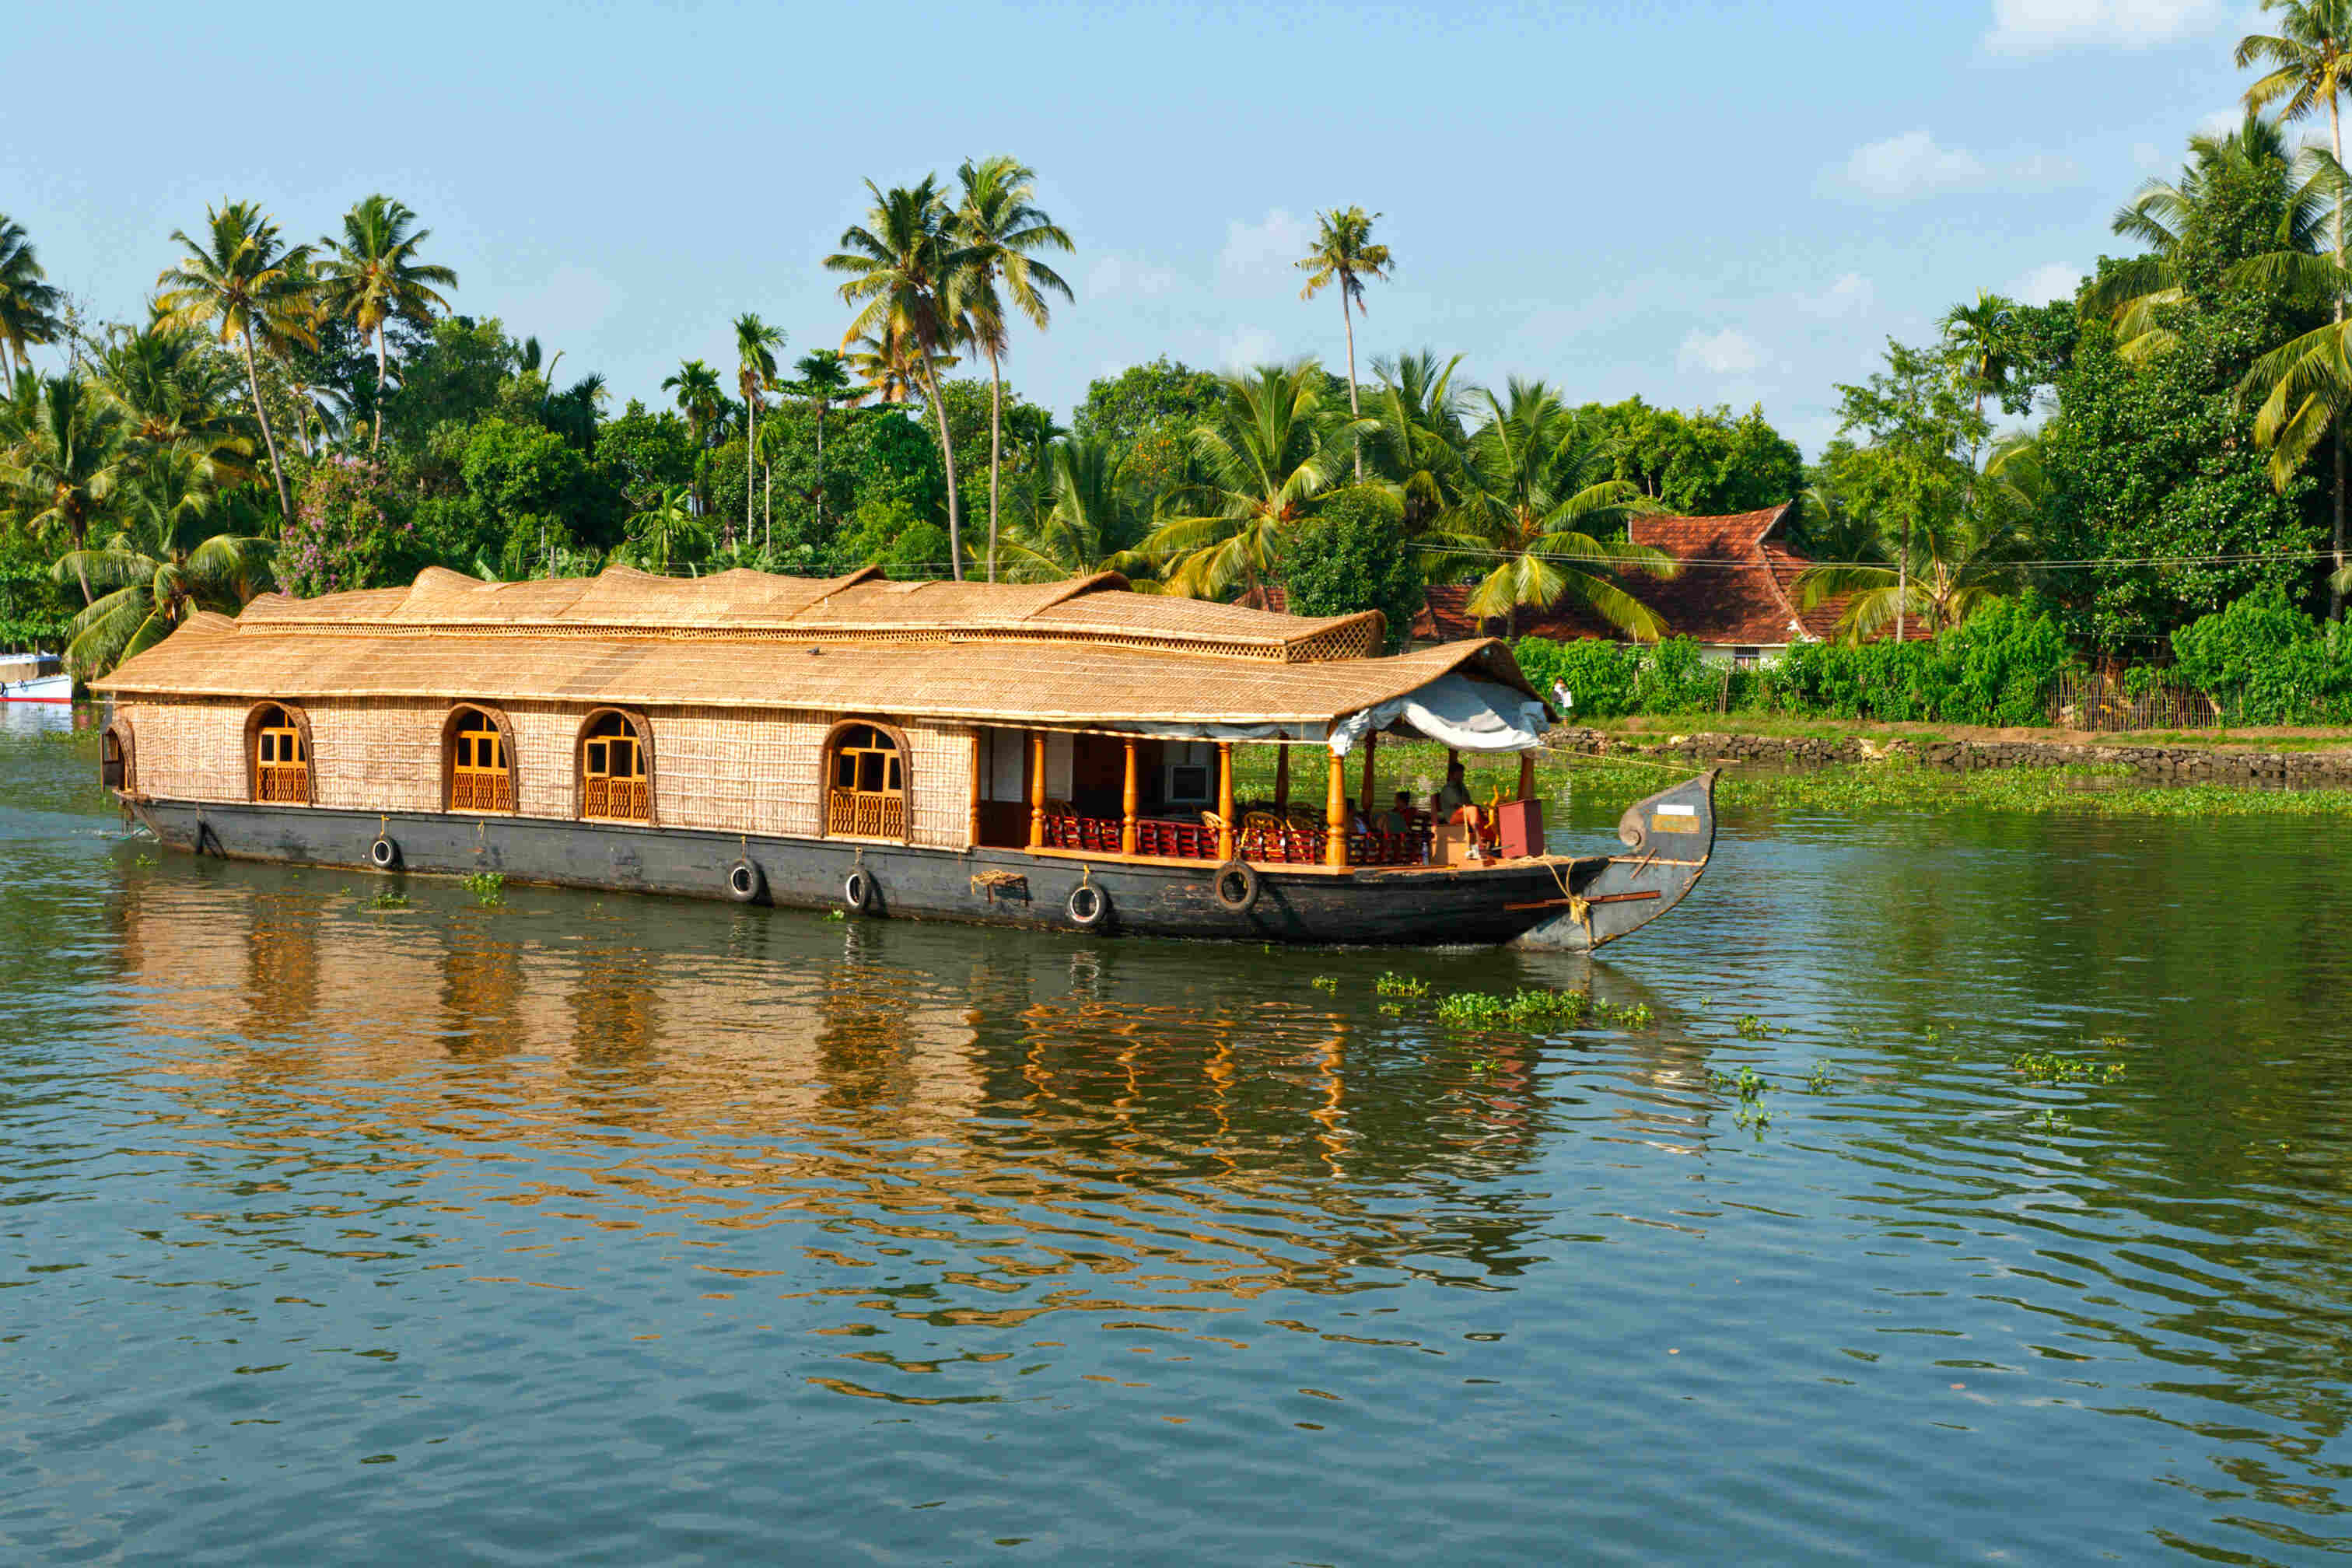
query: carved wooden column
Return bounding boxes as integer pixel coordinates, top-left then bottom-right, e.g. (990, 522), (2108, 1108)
(1360, 732), (1378, 818)
(1273, 747), (1290, 814)
(1028, 730), (1046, 849)
(1122, 738), (1139, 856)
(1324, 747), (1349, 868)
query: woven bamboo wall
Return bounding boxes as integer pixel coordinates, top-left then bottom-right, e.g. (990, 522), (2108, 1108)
(123, 694), (976, 849)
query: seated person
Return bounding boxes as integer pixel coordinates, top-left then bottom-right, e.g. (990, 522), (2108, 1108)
(1433, 761), (1476, 823)
(1346, 796), (1369, 835)
(1377, 789), (1415, 835)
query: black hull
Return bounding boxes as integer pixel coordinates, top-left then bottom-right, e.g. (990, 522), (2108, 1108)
(124, 772), (1716, 950)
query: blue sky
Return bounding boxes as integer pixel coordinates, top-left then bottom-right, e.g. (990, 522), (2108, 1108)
(3, 0), (2271, 457)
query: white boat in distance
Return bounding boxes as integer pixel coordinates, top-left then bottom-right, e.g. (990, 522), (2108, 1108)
(0, 653), (70, 703)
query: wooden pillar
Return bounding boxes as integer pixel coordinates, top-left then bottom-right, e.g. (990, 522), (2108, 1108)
(968, 731), (983, 848)
(1517, 751), (1536, 803)
(1121, 738), (1139, 856)
(1325, 747), (1349, 867)
(1216, 743), (1235, 861)
(1028, 730), (1046, 849)
(1273, 746), (1290, 813)
(1360, 732), (1378, 817)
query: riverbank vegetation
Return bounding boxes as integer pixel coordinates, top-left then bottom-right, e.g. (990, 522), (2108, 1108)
(6, 9), (2352, 707)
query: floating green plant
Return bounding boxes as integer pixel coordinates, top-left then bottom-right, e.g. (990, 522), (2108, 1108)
(1435, 988), (1590, 1031)
(463, 871), (506, 908)
(2011, 1051), (2126, 1084)
(1805, 1062), (1838, 1093)
(1733, 1014), (1772, 1040)
(824, 908), (846, 922)
(364, 890), (408, 910)
(1311, 975), (1338, 992)
(1375, 971), (1432, 998)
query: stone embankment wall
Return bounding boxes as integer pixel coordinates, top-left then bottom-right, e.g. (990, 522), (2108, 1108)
(1545, 728), (2352, 788)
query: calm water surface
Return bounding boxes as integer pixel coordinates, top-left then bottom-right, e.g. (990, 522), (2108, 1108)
(4, 723), (2350, 1564)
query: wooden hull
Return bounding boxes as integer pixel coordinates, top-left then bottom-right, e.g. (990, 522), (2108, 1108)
(124, 771), (1716, 950)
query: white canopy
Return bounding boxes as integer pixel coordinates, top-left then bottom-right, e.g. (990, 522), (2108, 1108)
(1327, 673), (1550, 757)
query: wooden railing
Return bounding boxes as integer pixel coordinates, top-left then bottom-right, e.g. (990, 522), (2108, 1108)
(452, 772), (514, 813)
(827, 788), (905, 839)
(255, 763), (308, 803)
(1135, 818), (1220, 859)
(583, 776), (650, 821)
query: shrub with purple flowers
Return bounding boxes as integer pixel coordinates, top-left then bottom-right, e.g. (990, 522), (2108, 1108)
(279, 457), (417, 597)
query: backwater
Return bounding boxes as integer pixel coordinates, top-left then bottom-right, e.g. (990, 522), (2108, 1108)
(3, 720), (2349, 1564)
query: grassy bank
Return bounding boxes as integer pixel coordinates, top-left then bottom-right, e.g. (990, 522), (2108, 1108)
(1588, 712), (2352, 753)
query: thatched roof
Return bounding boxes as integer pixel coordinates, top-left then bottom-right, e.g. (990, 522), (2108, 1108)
(96, 565), (1542, 731)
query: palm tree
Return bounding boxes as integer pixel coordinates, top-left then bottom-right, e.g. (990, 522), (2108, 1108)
(51, 463), (275, 677)
(1363, 349), (1473, 534)
(1942, 291), (2018, 432)
(826, 177), (978, 578)
(0, 214), (64, 378)
(993, 437), (1157, 583)
(6, 372), (128, 604)
(954, 156), (1074, 583)
(1792, 444), (2038, 640)
(96, 315), (257, 489)
(1437, 380), (1675, 639)
(313, 194), (457, 453)
(155, 201), (315, 519)
(733, 313), (784, 551)
(843, 324), (936, 406)
(1295, 207), (1394, 481)
(790, 348), (863, 534)
(1142, 362), (1374, 600)
(623, 485), (710, 572)
(662, 358), (724, 448)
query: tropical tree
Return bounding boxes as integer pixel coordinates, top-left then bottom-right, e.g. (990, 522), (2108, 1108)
(733, 313), (784, 550)
(5, 372), (128, 604)
(843, 324), (936, 407)
(789, 348), (862, 534)
(954, 156), (1074, 582)
(1823, 341), (1989, 641)
(662, 358), (723, 448)
(0, 215), (63, 378)
(1361, 349), (1472, 533)
(51, 465), (274, 677)
(313, 194), (458, 453)
(1438, 380), (1673, 639)
(1295, 206), (1394, 481)
(1142, 362), (1374, 600)
(994, 437), (1155, 584)
(827, 177), (977, 577)
(154, 201), (315, 519)
(1943, 291), (2019, 429)
(622, 484), (709, 572)
(96, 316), (256, 488)
(1793, 439), (2039, 640)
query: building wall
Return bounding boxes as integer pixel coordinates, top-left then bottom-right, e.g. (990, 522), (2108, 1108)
(114, 695), (976, 851)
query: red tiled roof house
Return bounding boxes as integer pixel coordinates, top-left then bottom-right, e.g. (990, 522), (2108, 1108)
(1412, 501), (1909, 663)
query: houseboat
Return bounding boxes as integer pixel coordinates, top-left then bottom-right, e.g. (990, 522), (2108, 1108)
(1, 650), (70, 703)
(90, 565), (1717, 950)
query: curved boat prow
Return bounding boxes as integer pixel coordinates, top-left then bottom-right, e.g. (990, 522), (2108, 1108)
(1512, 768), (1719, 953)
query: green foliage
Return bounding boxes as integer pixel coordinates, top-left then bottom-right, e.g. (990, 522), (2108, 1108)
(463, 870), (505, 907)
(381, 316), (511, 436)
(1576, 397), (1803, 513)
(1281, 487), (1423, 650)
(2170, 588), (2352, 722)
(0, 544), (72, 648)
(1073, 357), (1224, 446)
(593, 402), (698, 511)
(2012, 1050), (2126, 1084)
(280, 457), (419, 595)
(460, 418), (607, 544)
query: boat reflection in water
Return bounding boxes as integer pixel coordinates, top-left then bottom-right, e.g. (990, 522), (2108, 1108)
(110, 864), (1713, 1314)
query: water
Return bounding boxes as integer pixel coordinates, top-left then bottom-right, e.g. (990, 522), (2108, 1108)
(5, 723), (2350, 1565)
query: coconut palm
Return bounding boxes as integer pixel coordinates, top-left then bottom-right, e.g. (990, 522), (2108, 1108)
(623, 484), (710, 572)
(313, 194), (457, 453)
(52, 461), (275, 677)
(154, 201), (316, 519)
(992, 437), (1157, 584)
(954, 156), (1074, 583)
(789, 348), (863, 534)
(1437, 380), (1674, 640)
(1362, 349), (1472, 534)
(1296, 207), (1394, 481)
(662, 358), (724, 448)
(1942, 291), (2019, 429)
(733, 313), (785, 551)
(1142, 362), (1374, 600)
(826, 177), (978, 578)
(6, 372), (128, 604)
(0, 215), (63, 378)
(843, 324), (937, 407)
(95, 316), (257, 488)
(1792, 446), (2038, 640)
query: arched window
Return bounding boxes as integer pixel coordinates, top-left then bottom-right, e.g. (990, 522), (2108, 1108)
(249, 703), (310, 803)
(445, 705), (516, 814)
(102, 716), (135, 793)
(579, 709), (652, 823)
(823, 720), (908, 841)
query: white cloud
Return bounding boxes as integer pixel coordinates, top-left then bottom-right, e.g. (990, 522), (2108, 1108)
(1219, 208), (1314, 280)
(1832, 130), (2080, 200)
(2007, 261), (2082, 303)
(1220, 325), (1279, 369)
(1798, 272), (1875, 318)
(1677, 327), (1765, 376)
(1086, 253), (1179, 299)
(1839, 131), (1990, 198)
(1983, 0), (2228, 57)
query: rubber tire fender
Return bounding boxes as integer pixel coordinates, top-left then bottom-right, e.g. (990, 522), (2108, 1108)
(1067, 882), (1109, 929)
(726, 858), (764, 903)
(843, 866), (877, 915)
(369, 835), (401, 870)
(1212, 859), (1260, 913)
